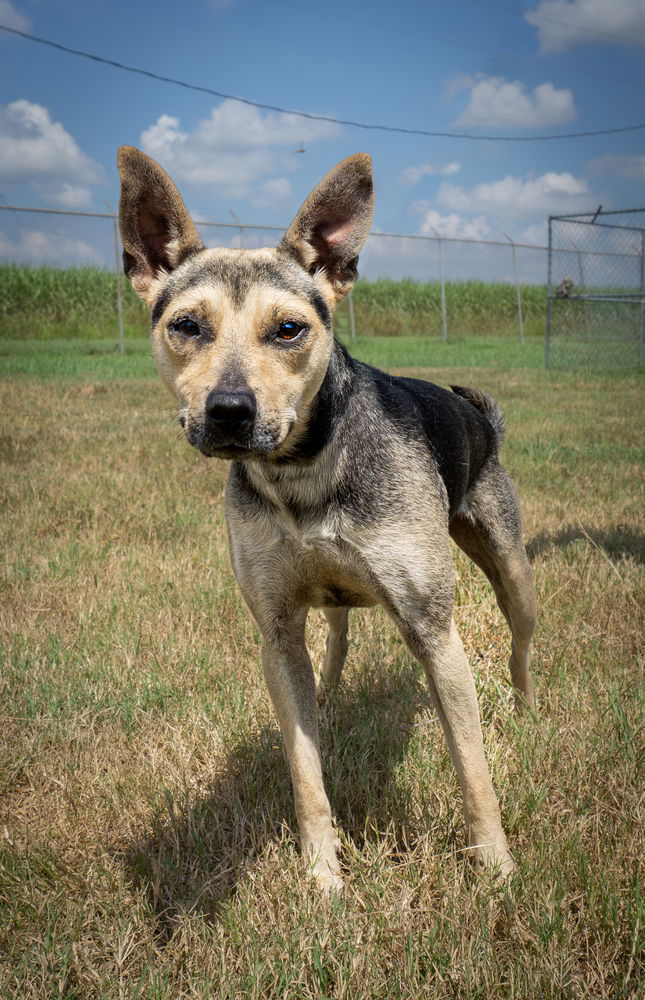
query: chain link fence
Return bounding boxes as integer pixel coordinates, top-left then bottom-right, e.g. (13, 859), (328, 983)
(11, 204), (645, 366)
(546, 208), (645, 370)
(1, 205), (552, 349)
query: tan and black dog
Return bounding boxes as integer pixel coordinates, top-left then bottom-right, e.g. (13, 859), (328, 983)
(117, 147), (536, 893)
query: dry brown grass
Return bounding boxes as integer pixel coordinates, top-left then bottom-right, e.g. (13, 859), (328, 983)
(0, 361), (643, 999)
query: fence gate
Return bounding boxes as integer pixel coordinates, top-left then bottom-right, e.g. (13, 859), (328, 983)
(546, 208), (645, 369)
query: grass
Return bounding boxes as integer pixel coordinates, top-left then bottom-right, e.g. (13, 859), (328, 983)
(0, 337), (643, 998)
(0, 334), (544, 380)
(0, 265), (546, 341)
(0, 265), (149, 341)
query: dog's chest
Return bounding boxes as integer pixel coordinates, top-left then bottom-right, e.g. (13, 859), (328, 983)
(228, 464), (378, 608)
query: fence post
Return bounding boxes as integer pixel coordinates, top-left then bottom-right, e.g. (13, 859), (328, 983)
(107, 203), (125, 355)
(503, 232), (524, 344)
(545, 216), (553, 369)
(430, 226), (448, 342)
(638, 232), (645, 365)
(348, 290), (356, 341)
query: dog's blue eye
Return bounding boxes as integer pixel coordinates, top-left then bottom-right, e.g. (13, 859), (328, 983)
(171, 317), (201, 337)
(277, 321), (304, 341)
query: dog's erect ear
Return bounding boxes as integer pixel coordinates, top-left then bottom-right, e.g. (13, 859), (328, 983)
(279, 154), (373, 300)
(117, 146), (204, 302)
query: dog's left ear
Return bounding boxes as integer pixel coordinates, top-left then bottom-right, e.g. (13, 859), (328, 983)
(279, 153), (373, 299)
(117, 146), (204, 303)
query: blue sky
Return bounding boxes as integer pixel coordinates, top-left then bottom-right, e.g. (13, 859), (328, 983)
(0, 0), (644, 279)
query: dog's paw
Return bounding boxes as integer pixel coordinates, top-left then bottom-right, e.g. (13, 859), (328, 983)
(316, 676), (337, 705)
(471, 840), (516, 879)
(313, 861), (344, 898)
(307, 837), (344, 896)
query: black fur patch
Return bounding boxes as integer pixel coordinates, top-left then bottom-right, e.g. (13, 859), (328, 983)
(364, 367), (497, 517)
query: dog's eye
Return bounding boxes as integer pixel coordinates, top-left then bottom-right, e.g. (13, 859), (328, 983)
(276, 321), (304, 341)
(170, 317), (201, 337)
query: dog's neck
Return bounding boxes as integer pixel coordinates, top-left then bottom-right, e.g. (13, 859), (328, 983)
(265, 337), (356, 466)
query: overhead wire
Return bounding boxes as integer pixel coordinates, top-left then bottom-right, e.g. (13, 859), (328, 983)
(1, 23), (644, 141)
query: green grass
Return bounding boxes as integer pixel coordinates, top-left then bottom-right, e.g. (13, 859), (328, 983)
(0, 340), (643, 998)
(0, 334), (545, 380)
(339, 277), (547, 338)
(0, 264), (149, 340)
(1, 265), (546, 341)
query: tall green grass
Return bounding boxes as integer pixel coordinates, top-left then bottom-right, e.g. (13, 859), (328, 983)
(0, 265), (148, 340)
(337, 277), (546, 338)
(1, 265), (546, 340)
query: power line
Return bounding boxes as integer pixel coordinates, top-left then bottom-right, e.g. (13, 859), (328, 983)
(2, 23), (645, 141)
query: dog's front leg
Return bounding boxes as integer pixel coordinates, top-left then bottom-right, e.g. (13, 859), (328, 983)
(260, 614), (343, 894)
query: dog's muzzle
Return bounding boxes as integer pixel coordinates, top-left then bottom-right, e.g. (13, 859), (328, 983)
(206, 388), (256, 435)
(199, 387), (256, 447)
(185, 387), (263, 457)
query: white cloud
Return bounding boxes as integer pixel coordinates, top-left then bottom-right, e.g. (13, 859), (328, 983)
(140, 100), (340, 194)
(204, 228), (279, 252)
(586, 153), (645, 181)
(443, 72), (475, 103)
(437, 171), (589, 218)
(0, 229), (102, 264)
(418, 210), (491, 240)
(400, 162), (461, 185)
(453, 75), (575, 128)
(358, 230), (541, 283)
(526, 0), (645, 53)
(33, 181), (94, 209)
(0, 1), (30, 33)
(0, 100), (102, 205)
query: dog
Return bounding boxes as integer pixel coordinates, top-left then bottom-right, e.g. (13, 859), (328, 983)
(117, 147), (536, 894)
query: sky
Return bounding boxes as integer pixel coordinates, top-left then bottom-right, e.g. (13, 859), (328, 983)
(0, 0), (644, 281)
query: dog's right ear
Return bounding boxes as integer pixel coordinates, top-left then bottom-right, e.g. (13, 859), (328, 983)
(117, 146), (204, 303)
(279, 153), (373, 300)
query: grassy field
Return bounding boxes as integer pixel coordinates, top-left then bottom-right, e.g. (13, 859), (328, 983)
(0, 265), (546, 341)
(0, 336), (643, 998)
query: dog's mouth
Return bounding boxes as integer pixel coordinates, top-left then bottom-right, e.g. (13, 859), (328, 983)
(182, 414), (296, 460)
(195, 441), (258, 460)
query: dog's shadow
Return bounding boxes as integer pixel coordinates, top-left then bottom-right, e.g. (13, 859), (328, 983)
(119, 661), (434, 933)
(527, 522), (644, 565)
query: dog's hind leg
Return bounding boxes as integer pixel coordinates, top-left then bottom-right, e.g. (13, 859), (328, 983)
(317, 607), (350, 702)
(450, 464), (536, 711)
(258, 608), (343, 894)
(398, 614), (515, 875)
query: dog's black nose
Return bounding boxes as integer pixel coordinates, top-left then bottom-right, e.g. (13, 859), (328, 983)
(205, 389), (257, 428)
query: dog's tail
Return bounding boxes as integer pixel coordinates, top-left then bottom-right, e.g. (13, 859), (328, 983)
(450, 385), (506, 442)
